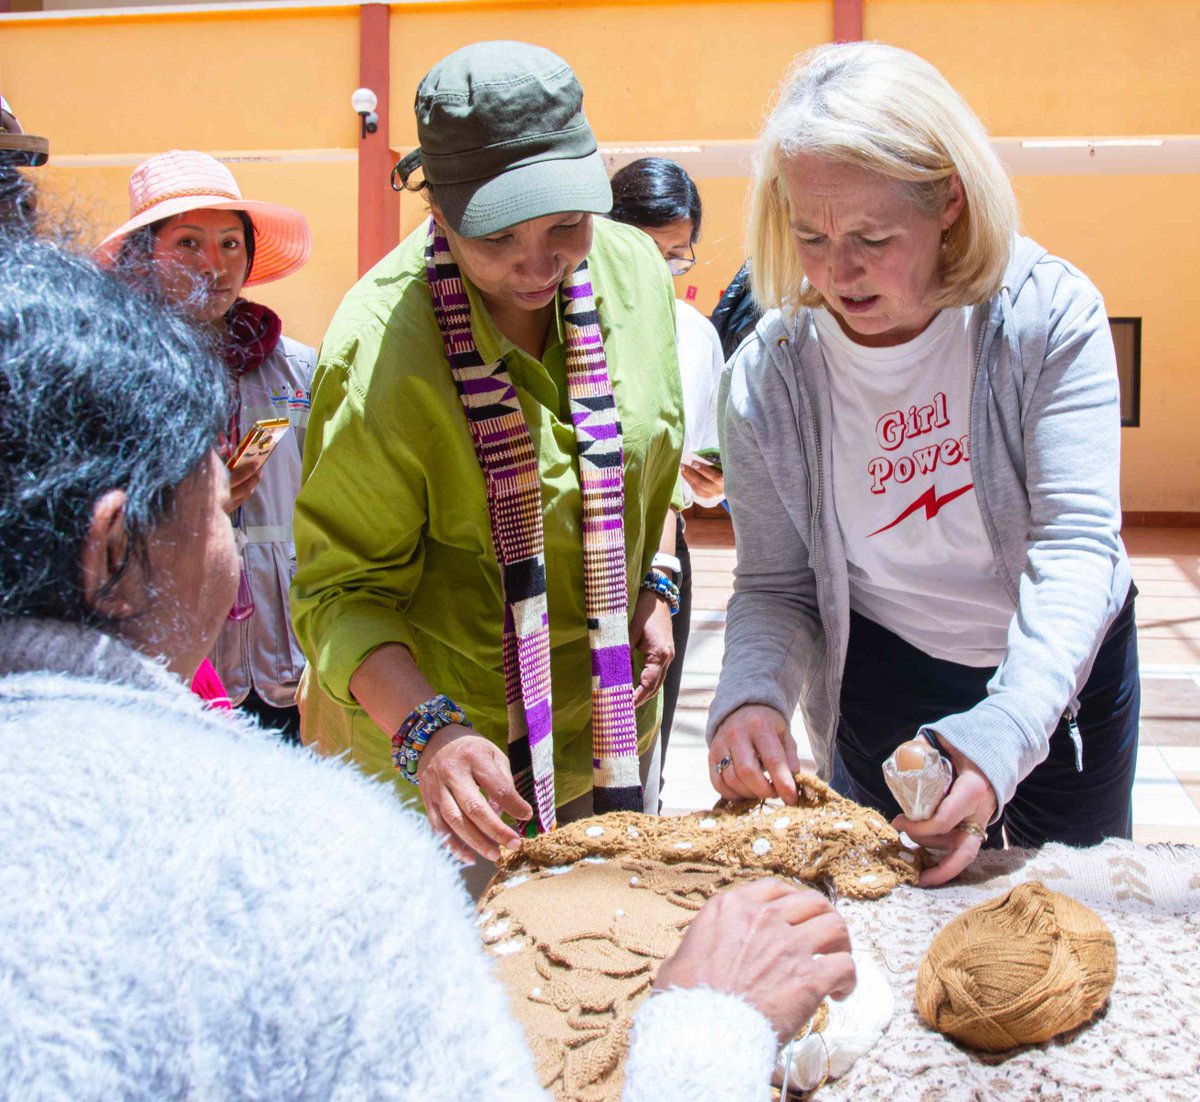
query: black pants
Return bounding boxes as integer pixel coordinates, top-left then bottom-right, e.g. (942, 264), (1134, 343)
(835, 588), (1139, 848)
(238, 689), (302, 745)
(658, 511), (693, 799)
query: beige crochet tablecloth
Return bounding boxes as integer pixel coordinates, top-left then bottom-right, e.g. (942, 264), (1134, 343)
(819, 839), (1200, 1101)
(484, 788), (1200, 1102)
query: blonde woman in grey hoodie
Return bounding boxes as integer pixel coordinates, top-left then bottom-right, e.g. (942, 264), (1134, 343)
(708, 42), (1138, 887)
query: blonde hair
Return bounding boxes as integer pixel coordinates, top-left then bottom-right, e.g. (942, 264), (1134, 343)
(748, 42), (1018, 313)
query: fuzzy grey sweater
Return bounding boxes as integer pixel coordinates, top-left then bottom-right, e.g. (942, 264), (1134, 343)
(710, 237), (1132, 816)
(0, 618), (776, 1100)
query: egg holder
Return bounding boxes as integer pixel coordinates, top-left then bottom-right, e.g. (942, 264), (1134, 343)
(882, 738), (954, 821)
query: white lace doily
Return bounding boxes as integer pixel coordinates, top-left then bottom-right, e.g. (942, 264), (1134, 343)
(813, 840), (1200, 1101)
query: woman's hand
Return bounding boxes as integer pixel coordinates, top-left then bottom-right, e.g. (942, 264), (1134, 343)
(417, 724), (532, 865)
(680, 458), (725, 502)
(653, 878), (856, 1044)
(709, 704), (801, 804)
(630, 586), (675, 707)
(226, 461), (263, 513)
(892, 739), (997, 887)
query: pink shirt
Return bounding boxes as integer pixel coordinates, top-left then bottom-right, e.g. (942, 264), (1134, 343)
(190, 658), (232, 712)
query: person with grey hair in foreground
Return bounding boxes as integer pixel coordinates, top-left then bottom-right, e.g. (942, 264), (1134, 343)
(0, 233), (853, 1099)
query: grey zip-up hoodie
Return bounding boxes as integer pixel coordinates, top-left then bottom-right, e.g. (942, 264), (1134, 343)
(708, 236), (1132, 816)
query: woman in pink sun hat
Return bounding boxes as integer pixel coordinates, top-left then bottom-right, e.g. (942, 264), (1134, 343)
(96, 149), (315, 742)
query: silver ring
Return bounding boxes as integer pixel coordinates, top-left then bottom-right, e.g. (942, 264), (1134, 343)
(714, 754), (732, 777)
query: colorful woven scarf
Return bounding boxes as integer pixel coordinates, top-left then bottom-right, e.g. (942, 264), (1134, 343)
(424, 220), (642, 833)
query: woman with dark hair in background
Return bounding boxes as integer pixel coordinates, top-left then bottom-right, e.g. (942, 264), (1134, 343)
(609, 156), (725, 796)
(94, 150), (315, 740)
(0, 234), (854, 1099)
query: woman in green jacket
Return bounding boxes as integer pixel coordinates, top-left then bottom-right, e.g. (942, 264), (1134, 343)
(291, 42), (683, 878)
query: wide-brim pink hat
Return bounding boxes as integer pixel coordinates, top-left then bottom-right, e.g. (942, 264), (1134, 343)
(93, 150), (311, 287)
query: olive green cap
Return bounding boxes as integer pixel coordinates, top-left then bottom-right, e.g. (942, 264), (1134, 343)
(393, 41), (611, 238)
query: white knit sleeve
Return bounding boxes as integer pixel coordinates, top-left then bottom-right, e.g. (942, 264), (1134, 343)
(621, 987), (777, 1101)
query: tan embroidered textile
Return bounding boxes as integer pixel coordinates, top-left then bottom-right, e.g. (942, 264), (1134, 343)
(496, 775), (923, 899)
(480, 776), (918, 1100)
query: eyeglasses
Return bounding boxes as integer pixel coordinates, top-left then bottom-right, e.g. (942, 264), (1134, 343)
(666, 246), (696, 277)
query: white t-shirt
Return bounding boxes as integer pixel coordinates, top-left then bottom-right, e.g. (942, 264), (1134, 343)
(814, 306), (1013, 667)
(675, 299), (725, 507)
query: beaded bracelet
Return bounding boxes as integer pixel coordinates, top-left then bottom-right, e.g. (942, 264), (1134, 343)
(391, 693), (472, 786)
(640, 570), (681, 616)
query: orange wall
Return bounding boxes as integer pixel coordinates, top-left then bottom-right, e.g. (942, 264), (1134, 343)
(2, 5), (362, 346)
(387, 1), (829, 146)
(867, 0), (1200, 136)
(2, 0), (1199, 508)
(2, 9), (360, 152)
(1013, 173), (1200, 512)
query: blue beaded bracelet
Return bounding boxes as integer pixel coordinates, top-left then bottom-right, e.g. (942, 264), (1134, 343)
(640, 570), (681, 616)
(391, 693), (472, 786)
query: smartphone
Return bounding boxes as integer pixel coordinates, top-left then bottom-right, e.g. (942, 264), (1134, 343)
(692, 446), (723, 472)
(226, 417), (291, 474)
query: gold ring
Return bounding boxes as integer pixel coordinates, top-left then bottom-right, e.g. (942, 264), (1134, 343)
(958, 819), (988, 842)
(714, 754), (732, 776)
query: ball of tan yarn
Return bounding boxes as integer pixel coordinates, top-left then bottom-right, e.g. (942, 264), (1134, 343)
(915, 881), (1117, 1052)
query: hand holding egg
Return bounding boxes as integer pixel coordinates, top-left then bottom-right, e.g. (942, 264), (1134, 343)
(889, 739), (998, 887)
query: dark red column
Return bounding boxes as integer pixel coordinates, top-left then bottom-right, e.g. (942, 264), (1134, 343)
(833, 0), (864, 42)
(357, 2), (399, 276)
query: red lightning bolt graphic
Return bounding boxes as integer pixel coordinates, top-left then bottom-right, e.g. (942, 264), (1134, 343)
(866, 482), (974, 538)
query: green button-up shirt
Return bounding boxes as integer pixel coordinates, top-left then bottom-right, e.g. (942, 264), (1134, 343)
(291, 217), (683, 807)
